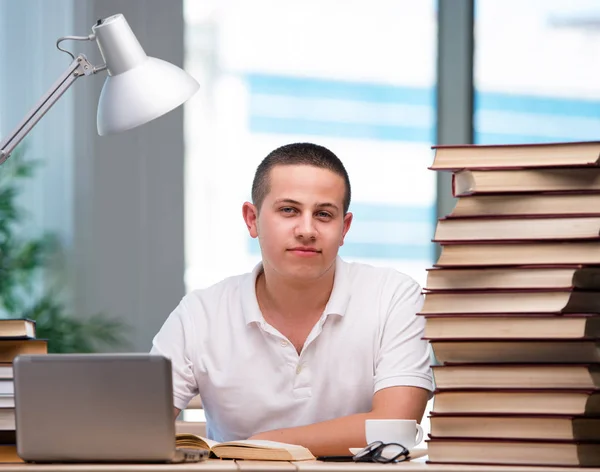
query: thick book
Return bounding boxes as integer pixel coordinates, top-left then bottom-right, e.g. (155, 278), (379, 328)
(435, 241), (600, 267)
(449, 193), (600, 218)
(453, 167), (600, 196)
(0, 365), (12, 381)
(426, 438), (600, 467)
(424, 314), (600, 339)
(432, 364), (600, 390)
(174, 434), (315, 461)
(420, 290), (600, 314)
(0, 380), (12, 396)
(434, 215), (600, 242)
(432, 389), (600, 416)
(425, 266), (600, 291)
(0, 408), (14, 431)
(430, 141), (600, 170)
(0, 319), (35, 339)
(429, 414), (600, 441)
(429, 339), (600, 364)
(0, 398), (13, 409)
(0, 340), (47, 363)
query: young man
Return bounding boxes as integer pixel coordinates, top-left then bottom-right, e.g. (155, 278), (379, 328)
(151, 143), (433, 456)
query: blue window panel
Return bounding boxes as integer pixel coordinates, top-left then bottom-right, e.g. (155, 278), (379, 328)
(475, 91), (600, 144)
(249, 117), (434, 143)
(350, 202), (435, 223)
(339, 242), (433, 261)
(476, 92), (600, 119)
(247, 74), (434, 107)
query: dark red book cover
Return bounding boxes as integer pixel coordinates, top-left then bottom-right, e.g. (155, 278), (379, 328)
(421, 313), (600, 318)
(432, 141), (600, 150)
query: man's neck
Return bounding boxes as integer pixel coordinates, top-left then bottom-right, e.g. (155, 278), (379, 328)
(256, 263), (336, 320)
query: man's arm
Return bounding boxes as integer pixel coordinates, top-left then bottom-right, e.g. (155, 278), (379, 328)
(250, 277), (432, 456)
(249, 385), (429, 456)
(151, 298), (201, 418)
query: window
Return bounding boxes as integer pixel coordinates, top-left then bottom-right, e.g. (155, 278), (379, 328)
(184, 0), (437, 288)
(184, 0), (437, 440)
(475, 0), (600, 145)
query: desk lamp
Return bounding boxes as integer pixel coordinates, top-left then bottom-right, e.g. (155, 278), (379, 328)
(0, 13), (199, 165)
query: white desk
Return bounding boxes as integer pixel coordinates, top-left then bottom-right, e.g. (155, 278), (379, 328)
(2, 459), (600, 472)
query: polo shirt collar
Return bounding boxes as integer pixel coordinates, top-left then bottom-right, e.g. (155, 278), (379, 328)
(241, 263), (265, 325)
(241, 256), (351, 325)
(323, 256), (350, 318)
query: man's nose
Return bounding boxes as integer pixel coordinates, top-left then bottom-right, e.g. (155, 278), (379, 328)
(294, 213), (317, 240)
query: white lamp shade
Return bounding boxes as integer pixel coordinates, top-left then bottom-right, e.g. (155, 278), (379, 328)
(96, 56), (199, 135)
(92, 14), (199, 136)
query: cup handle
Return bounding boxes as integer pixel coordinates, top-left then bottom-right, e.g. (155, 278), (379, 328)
(415, 424), (424, 445)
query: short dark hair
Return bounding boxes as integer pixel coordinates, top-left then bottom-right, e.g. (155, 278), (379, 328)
(251, 143), (351, 214)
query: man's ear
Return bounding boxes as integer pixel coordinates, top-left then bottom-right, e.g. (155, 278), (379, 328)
(242, 202), (259, 238)
(339, 212), (353, 247)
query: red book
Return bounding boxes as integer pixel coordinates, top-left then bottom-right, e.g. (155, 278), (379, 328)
(431, 388), (600, 416)
(420, 290), (600, 314)
(428, 338), (600, 364)
(426, 437), (600, 467)
(434, 214), (600, 243)
(435, 241), (600, 267)
(431, 141), (600, 170)
(424, 265), (600, 291)
(431, 363), (600, 390)
(422, 313), (600, 340)
(451, 167), (600, 196)
(428, 413), (600, 441)
(448, 193), (600, 218)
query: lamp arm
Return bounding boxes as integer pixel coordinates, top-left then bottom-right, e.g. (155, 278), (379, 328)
(0, 54), (103, 165)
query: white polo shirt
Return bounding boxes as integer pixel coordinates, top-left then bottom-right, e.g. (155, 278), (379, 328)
(151, 257), (433, 442)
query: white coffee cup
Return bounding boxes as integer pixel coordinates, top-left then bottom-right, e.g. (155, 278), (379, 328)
(365, 419), (424, 451)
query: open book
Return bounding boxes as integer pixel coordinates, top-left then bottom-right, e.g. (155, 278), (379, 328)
(175, 434), (315, 461)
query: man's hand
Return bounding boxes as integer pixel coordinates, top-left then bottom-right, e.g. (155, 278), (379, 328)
(174, 407), (181, 420)
(247, 386), (429, 456)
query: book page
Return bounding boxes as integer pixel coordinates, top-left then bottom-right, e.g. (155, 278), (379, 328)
(175, 434), (219, 450)
(218, 439), (304, 450)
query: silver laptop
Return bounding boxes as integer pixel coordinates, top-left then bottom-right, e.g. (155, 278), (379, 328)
(13, 353), (207, 463)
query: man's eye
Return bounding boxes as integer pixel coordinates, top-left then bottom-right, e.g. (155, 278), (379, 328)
(317, 212), (332, 218)
(281, 207), (297, 214)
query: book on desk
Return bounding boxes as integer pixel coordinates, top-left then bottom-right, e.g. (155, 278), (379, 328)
(175, 433), (315, 461)
(0, 319), (47, 463)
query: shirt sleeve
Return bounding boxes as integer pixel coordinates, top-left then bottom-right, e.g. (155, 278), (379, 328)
(373, 275), (434, 395)
(150, 298), (200, 410)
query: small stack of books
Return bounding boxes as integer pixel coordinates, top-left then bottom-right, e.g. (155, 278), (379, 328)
(0, 319), (47, 463)
(424, 141), (600, 467)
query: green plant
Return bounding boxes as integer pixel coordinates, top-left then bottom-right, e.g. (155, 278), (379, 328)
(0, 146), (129, 352)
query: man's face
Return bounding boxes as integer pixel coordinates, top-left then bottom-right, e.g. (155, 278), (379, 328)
(244, 164), (353, 282)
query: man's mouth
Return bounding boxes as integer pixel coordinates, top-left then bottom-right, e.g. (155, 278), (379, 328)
(288, 247), (321, 253)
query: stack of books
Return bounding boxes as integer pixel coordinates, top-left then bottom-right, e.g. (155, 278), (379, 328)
(0, 319), (47, 463)
(423, 141), (600, 467)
